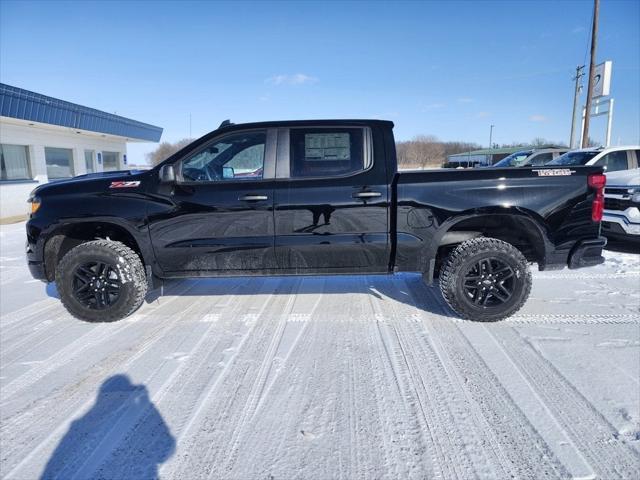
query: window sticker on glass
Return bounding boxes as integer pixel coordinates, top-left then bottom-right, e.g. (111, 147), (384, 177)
(305, 133), (350, 161)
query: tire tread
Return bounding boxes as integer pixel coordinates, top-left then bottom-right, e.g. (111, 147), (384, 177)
(56, 240), (147, 322)
(439, 237), (532, 322)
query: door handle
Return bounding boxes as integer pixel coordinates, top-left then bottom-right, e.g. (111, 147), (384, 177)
(239, 195), (269, 201)
(352, 191), (382, 198)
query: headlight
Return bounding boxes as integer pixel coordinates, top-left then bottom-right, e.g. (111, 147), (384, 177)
(27, 195), (41, 215)
(632, 192), (640, 204)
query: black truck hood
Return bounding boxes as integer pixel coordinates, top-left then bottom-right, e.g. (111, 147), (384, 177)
(31, 170), (150, 198)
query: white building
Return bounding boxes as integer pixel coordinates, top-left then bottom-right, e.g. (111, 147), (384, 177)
(0, 83), (162, 220)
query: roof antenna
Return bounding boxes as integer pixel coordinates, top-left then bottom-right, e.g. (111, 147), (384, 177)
(218, 119), (233, 129)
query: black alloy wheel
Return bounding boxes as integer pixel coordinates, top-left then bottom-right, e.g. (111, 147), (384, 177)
(56, 240), (147, 322)
(72, 261), (122, 309)
(439, 237), (532, 322)
(462, 257), (515, 307)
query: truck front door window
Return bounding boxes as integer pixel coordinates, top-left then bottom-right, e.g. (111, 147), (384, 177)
(181, 131), (266, 182)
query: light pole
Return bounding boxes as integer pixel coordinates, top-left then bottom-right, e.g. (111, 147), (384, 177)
(569, 65), (585, 148)
(489, 124), (494, 149)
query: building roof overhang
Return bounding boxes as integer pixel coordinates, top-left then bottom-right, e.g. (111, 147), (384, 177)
(0, 83), (162, 142)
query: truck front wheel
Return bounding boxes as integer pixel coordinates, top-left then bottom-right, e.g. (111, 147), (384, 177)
(439, 237), (531, 322)
(55, 240), (147, 322)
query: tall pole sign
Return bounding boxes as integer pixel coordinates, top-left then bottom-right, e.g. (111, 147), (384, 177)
(580, 61), (614, 147)
(582, 0), (600, 148)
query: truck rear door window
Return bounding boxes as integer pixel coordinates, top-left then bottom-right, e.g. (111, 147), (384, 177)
(290, 128), (366, 178)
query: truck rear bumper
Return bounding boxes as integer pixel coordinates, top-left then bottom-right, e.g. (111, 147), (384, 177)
(568, 237), (607, 269)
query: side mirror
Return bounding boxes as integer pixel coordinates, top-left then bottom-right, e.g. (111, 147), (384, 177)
(222, 166), (235, 179)
(159, 164), (176, 183)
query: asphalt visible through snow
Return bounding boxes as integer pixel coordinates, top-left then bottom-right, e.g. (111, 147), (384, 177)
(1, 221), (639, 479)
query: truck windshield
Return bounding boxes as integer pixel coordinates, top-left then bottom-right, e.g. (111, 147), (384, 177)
(547, 151), (599, 166)
(493, 150), (532, 167)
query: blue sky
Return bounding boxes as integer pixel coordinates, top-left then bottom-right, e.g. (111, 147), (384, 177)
(1, 0), (638, 163)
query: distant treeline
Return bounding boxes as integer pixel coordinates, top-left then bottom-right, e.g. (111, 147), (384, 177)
(396, 135), (481, 170)
(396, 135), (571, 169)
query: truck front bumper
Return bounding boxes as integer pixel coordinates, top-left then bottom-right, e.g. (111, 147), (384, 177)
(602, 208), (640, 237)
(568, 237), (607, 269)
(28, 260), (47, 281)
(25, 221), (48, 282)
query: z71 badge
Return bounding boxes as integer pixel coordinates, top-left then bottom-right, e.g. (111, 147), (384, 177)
(109, 181), (141, 188)
(532, 169), (575, 177)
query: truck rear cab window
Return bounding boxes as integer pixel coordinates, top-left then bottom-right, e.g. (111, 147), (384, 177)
(290, 128), (369, 178)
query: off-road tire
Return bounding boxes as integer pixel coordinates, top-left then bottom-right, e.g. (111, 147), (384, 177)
(439, 237), (532, 322)
(56, 240), (147, 322)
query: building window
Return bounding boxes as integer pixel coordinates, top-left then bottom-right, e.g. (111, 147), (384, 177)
(45, 147), (74, 179)
(103, 151), (119, 171)
(84, 150), (95, 174)
(0, 144), (31, 181)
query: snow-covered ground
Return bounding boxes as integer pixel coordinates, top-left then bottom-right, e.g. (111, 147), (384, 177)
(1, 221), (639, 479)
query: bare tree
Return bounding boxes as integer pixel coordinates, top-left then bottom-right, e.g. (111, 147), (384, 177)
(396, 136), (480, 170)
(147, 138), (195, 166)
(531, 137), (549, 147)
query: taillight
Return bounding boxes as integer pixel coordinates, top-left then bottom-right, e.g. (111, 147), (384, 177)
(588, 173), (606, 222)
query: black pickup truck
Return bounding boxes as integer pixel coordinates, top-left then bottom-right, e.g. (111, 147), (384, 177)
(26, 119), (607, 322)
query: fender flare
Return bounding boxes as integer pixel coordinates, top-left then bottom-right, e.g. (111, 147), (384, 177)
(39, 217), (156, 280)
(422, 207), (551, 284)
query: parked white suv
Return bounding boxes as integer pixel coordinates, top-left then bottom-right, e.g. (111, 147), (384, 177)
(601, 168), (640, 244)
(547, 145), (640, 172)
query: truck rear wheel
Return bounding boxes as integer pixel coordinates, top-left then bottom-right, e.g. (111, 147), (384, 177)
(439, 237), (531, 322)
(55, 240), (147, 322)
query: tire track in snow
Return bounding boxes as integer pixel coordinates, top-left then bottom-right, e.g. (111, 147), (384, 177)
(3, 278), (252, 479)
(68, 279), (258, 480)
(505, 313), (640, 325)
(248, 278), (326, 421)
(494, 326), (640, 479)
(1, 296), (64, 330)
(533, 272), (640, 279)
(0, 278), (195, 367)
(240, 277), (366, 479)
(1, 280), (220, 444)
(214, 277), (318, 477)
(401, 278), (572, 479)
(93, 277), (272, 480)
(373, 277), (504, 480)
(0, 279), (200, 403)
(229, 276), (402, 479)
(163, 278), (305, 480)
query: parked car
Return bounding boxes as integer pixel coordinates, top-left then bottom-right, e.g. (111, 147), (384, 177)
(546, 145), (640, 172)
(26, 119), (607, 323)
(492, 148), (569, 168)
(601, 168), (640, 245)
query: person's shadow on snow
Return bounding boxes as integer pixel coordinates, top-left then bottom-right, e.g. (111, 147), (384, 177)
(40, 374), (175, 480)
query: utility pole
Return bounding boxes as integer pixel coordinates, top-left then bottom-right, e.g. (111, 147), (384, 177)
(569, 65), (585, 148)
(489, 124), (494, 149)
(582, 0), (600, 148)
(189, 113), (192, 138)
